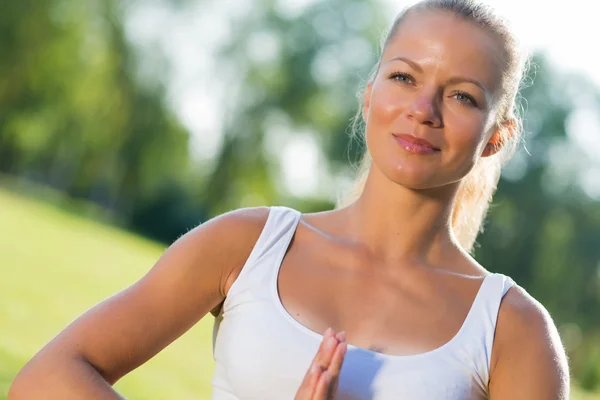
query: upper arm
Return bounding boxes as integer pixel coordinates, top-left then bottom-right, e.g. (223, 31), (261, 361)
(21, 206), (269, 384)
(489, 286), (570, 399)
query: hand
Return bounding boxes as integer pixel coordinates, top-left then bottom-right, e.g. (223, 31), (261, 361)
(294, 328), (347, 400)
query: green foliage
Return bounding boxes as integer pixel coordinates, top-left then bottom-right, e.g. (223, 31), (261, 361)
(198, 0), (387, 214)
(0, 0), (201, 243)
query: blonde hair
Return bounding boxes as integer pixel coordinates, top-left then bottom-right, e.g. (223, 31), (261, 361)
(338, 0), (529, 253)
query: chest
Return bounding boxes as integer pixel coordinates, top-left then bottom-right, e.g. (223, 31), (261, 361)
(277, 243), (481, 357)
(213, 300), (487, 400)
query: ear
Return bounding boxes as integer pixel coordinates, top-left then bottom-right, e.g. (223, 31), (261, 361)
(362, 82), (373, 122)
(481, 119), (516, 157)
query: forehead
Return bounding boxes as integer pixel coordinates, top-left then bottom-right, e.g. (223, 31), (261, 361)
(383, 10), (505, 91)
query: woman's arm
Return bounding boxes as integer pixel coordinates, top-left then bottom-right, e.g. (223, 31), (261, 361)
(488, 286), (570, 399)
(8, 207), (270, 399)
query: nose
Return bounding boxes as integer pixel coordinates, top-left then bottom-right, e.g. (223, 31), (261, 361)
(405, 89), (442, 128)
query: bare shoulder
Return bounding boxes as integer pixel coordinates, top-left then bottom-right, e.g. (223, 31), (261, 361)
(203, 205), (270, 228)
(494, 284), (561, 349)
(193, 206), (270, 249)
(489, 283), (570, 399)
(190, 206), (271, 296)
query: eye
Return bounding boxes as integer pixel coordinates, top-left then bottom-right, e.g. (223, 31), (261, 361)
(389, 72), (415, 84)
(452, 91), (478, 107)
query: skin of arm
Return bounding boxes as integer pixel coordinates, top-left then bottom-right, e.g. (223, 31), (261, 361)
(8, 207), (269, 400)
(489, 286), (570, 400)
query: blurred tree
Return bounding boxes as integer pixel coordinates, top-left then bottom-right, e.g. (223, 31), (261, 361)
(199, 0), (388, 216)
(0, 0), (202, 242)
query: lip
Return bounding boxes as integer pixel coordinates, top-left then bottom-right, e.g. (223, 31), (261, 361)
(392, 133), (440, 154)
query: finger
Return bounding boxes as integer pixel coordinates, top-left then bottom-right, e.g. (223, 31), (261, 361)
(296, 329), (335, 397)
(335, 331), (346, 343)
(311, 329), (338, 371)
(312, 328), (333, 361)
(328, 341), (347, 374)
(294, 363), (322, 400)
(312, 370), (333, 400)
(317, 335), (339, 370)
(326, 341), (347, 394)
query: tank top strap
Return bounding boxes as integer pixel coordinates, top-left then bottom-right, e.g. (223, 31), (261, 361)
(479, 274), (515, 352)
(222, 206), (302, 310)
(458, 273), (515, 389)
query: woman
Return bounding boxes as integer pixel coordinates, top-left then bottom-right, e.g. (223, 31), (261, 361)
(9, 0), (570, 399)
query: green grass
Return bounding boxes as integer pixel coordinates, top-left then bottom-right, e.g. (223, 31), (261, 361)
(573, 387), (600, 400)
(1, 187), (599, 400)
(0, 188), (215, 399)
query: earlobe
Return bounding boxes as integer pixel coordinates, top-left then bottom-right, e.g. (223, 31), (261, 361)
(482, 140), (499, 157)
(482, 120), (516, 157)
(482, 130), (501, 157)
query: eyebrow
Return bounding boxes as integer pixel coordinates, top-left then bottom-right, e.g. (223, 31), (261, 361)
(388, 56), (489, 93)
(446, 76), (488, 93)
(389, 56), (423, 73)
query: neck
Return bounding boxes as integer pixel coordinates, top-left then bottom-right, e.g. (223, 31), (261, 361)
(343, 165), (463, 264)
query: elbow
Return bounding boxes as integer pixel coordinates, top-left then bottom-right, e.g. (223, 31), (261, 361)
(8, 355), (76, 399)
(8, 353), (117, 399)
(8, 367), (37, 400)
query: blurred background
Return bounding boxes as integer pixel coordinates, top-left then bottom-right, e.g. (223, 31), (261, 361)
(1, 0), (599, 398)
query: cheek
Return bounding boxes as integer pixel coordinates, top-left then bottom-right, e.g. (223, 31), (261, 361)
(366, 83), (408, 128)
(444, 110), (489, 156)
(365, 86), (408, 150)
(441, 110), (492, 180)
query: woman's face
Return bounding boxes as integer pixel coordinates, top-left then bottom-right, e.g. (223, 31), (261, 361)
(364, 10), (505, 190)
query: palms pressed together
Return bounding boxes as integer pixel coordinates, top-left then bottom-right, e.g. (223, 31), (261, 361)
(295, 328), (348, 400)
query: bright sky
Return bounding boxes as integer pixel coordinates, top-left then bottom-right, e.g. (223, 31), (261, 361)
(127, 0), (600, 199)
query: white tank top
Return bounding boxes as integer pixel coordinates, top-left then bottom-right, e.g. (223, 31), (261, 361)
(211, 206), (514, 399)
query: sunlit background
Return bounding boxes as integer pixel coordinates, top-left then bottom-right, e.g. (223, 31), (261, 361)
(1, 0), (599, 398)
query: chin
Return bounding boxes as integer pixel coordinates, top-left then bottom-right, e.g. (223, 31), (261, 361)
(380, 161), (442, 191)
(391, 177), (439, 191)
